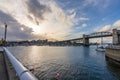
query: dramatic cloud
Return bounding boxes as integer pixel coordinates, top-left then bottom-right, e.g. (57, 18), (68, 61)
(94, 20), (120, 32)
(0, 0), (120, 41)
(0, 10), (35, 40)
(25, 0), (51, 24)
(0, 0), (75, 40)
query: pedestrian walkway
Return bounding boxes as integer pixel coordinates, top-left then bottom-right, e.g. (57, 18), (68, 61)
(0, 52), (8, 80)
(0, 47), (19, 80)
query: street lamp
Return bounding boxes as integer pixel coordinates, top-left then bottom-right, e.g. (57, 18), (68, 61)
(4, 23), (7, 46)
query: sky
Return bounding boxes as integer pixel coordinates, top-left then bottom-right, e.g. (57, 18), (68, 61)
(0, 0), (120, 41)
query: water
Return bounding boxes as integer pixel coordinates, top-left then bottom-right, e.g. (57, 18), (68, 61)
(7, 46), (120, 80)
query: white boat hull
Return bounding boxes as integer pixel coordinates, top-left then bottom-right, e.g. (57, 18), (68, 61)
(96, 48), (105, 52)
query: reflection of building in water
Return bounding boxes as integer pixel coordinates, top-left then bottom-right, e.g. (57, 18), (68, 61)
(106, 58), (120, 79)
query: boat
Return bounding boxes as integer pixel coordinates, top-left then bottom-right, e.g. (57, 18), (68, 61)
(96, 37), (106, 52)
(96, 44), (105, 51)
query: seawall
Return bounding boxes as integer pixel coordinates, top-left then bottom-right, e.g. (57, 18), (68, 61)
(105, 46), (120, 65)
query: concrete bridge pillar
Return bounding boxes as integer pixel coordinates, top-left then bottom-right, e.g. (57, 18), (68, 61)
(112, 29), (120, 44)
(83, 34), (89, 46)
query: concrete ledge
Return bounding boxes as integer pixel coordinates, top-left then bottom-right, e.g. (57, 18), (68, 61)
(105, 48), (120, 65)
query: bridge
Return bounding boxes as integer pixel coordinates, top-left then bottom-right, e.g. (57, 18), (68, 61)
(62, 29), (120, 46)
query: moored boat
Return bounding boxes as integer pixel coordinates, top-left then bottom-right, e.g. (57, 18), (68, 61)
(96, 44), (106, 52)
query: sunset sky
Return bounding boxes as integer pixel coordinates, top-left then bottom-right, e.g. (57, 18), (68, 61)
(0, 0), (120, 41)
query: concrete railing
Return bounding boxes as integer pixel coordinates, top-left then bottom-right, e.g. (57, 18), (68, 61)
(106, 45), (120, 49)
(3, 47), (38, 80)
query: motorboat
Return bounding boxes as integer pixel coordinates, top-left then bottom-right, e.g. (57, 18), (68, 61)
(96, 37), (107, 52)
(96, 44), (105, 51)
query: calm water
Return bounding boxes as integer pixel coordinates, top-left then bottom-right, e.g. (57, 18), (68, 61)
(7, 46), (120, 80)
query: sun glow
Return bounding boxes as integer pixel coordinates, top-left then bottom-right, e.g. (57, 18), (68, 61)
(0, 0), (74, 40)
(23, 20), (44, 34)
(31, 25), (42, 34)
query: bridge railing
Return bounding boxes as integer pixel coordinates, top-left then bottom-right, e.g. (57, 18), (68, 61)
(87, 32), (112, 38)
(3, 47), (38, 80)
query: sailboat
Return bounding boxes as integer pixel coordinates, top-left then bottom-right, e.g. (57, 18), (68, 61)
(96, 37), (106, 52)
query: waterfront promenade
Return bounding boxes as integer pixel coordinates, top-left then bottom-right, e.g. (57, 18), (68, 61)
(0, 47), (19, 80)
(0, 49), (8, 80)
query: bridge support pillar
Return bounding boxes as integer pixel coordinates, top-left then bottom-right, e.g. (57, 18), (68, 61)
(83, 34), (89, 46)
(113, 29), (120, 44)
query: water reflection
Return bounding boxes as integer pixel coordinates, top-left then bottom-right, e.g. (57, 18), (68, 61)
(106, 58), (120, 79)
(7, 46), (120, 80)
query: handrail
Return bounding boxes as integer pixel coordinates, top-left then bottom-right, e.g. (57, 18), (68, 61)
(3, 47), (38, 80)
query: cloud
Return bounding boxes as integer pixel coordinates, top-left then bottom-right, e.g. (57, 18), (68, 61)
(93, 19), (120, 43)
(0, 0), (75, 40)
(31, 0), (74, 40)
(83, 0), (98, 6)
(113, 20), (120, 28)
(72, 16), (90, 26)
(79, 17), (89, 21)
(82, 23), (87, 27)
(25, 0), (51, 23)
(0, 10), (36, 41)
(94, 20), (120, 32)
(99, 25), (111, 32)
(83, 0), (111, 8)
